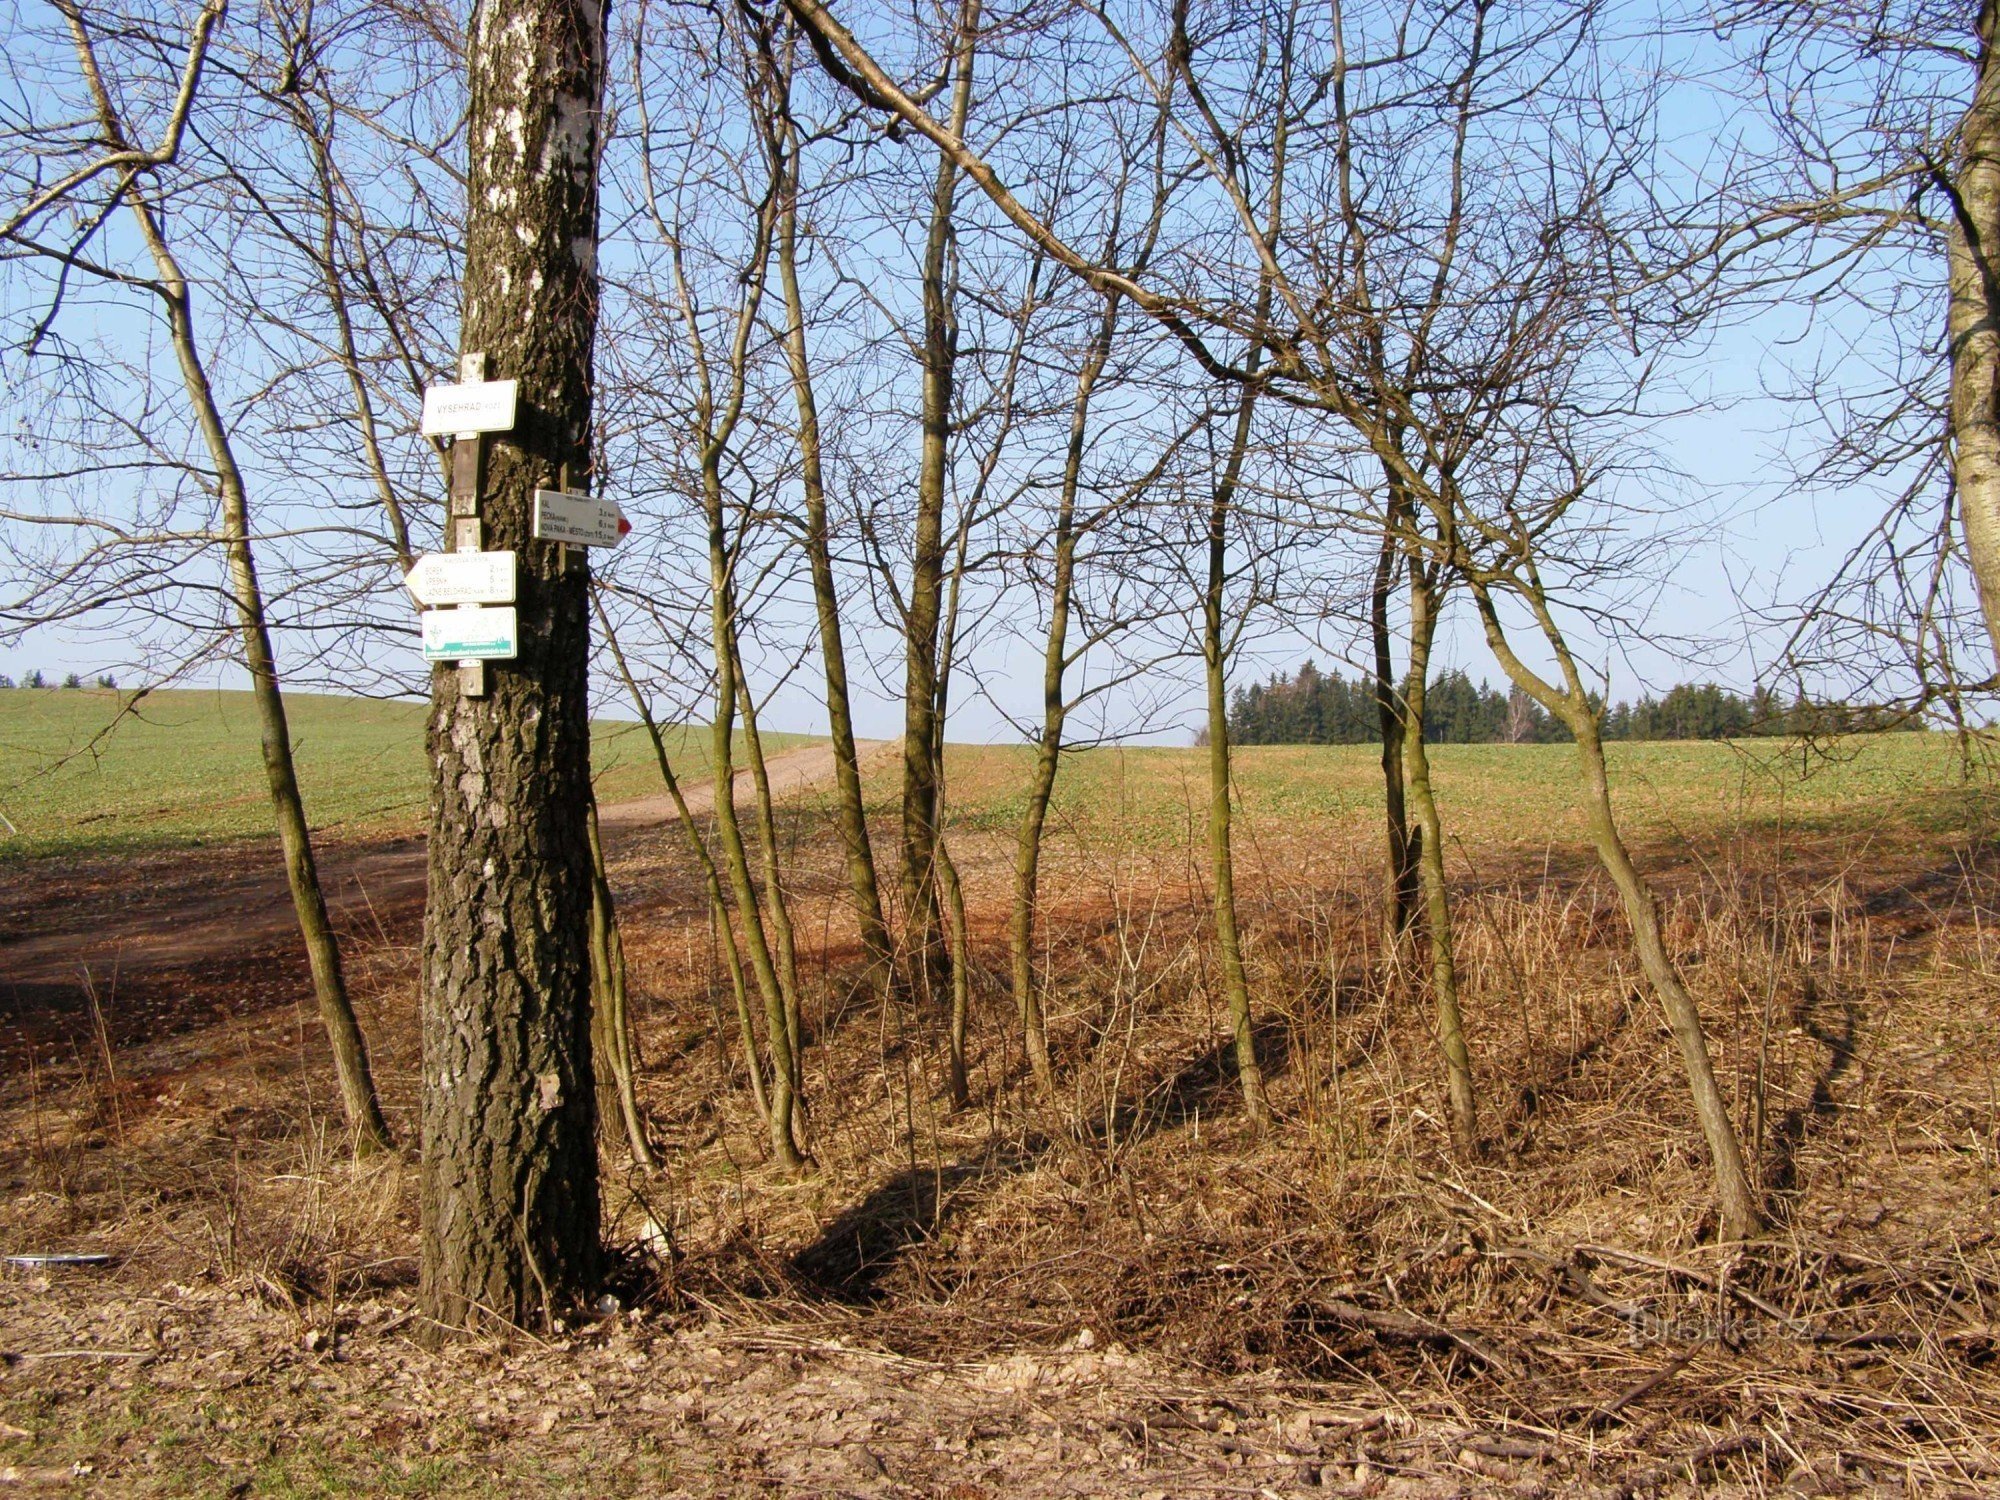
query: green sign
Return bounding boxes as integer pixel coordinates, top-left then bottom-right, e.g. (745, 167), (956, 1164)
(422, 605), (518, 661)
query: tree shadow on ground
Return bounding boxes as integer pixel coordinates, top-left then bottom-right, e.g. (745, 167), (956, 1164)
(790, 1139), (1040, 1303)
(789, 1014), (1294, 1304)
(1763, 976), (1859, 1199)
(1094, 1015), (1294, 1147)
(1497, 988), (1638, 1147)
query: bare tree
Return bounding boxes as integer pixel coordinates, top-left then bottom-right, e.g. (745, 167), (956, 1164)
(1, 0), (394, 1157)
(1712, 2), (1993, 703)
(622, 0), (810, 1166)
(782, 0), (1764, 1232)
(894, 0), (983, 1022)
(750, 21), (899, 1001)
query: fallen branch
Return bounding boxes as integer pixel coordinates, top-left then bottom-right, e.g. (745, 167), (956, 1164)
(1581, 1352), (1693, 1430)
(1577, 1243), (1801, 1327)
(1612, 1431), (1766, 1497)
(1313, 1300), (1517, 1374)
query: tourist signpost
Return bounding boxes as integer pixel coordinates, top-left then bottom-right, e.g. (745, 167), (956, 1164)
(421, 604), (520, 662)
(405, 550), (517, 607)
(532, 488), (630, 548)
(419, 354), (517, 694)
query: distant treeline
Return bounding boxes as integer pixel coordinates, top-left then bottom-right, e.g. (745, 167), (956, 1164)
(0, 671), (116, 689)
(1228, 662), (1907, 745)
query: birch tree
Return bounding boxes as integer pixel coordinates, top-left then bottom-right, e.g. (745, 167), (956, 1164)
(418, 0), (609, 1330)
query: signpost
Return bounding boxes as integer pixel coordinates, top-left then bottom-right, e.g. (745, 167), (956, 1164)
(422, 353), (518, 695)
(422, 605), (519, 662)
(420, 378), (518, 438)
(406, 550), (517, 607)
(413, 365), (626, 686)
(533, 488), (630, 548)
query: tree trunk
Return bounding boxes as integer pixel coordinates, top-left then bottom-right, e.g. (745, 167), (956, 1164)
(1205, 380), (1270, 1135)
(1469, 578), (1762, 1239)
(93, 49), (393, 1161)
(1949, 0), (2000, 662)
(587, 798), (655, 1170)
(594, 591), (769, 1123)
(1009, 295), (1117, 1103)
(1571, 718), (1761, 1238)
(770, 84), (895, 990)
(1009, 717), (1063, 1101)
(1371, 483), (1420, 968)
(419, 0), (606, 1332)
(708, 579), (805, 1170)
(899, 7), (978, 1011)
(734, 669), (806, 1089)
(935, 831), (975, 1108)
(1401, 561), (1476, 1148)
(932, 474), (988, 1108)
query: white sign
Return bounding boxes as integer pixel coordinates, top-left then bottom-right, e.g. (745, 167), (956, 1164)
(421, 605), (518, 661)
(405, 551), (517, 607)
(420, 379), (518, 437)
(533, 488), (630, 548)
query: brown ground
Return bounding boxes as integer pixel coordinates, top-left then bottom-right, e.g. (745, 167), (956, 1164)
(2, 754), (1999, 1497)
(0, 742), (864, 1065)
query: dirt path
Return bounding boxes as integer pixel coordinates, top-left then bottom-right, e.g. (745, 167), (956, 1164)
(0, 740), (870, 1058)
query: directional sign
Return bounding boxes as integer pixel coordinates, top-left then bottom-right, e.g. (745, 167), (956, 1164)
(405, 551), (516, 607)
(420, 379), (518, 437)
(533, 488), (630, 548)
(421, 605), (518, 661)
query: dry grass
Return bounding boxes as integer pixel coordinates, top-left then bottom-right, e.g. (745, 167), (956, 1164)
(4, 740), (1999, 1495)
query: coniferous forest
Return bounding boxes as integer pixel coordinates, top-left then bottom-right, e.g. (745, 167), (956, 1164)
(1228, 662), (1914, 745)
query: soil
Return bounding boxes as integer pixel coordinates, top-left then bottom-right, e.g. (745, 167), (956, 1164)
(0, 742), (868, 1065)
(3, 750), (1999, 1496)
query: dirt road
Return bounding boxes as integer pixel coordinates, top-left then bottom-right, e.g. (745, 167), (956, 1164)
(0, 740), (866, 1059)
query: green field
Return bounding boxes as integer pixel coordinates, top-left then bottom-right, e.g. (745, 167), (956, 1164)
(936, 732), (1994, 853)
(7, 686), (1988, 864)
(0, 688), (792, 861)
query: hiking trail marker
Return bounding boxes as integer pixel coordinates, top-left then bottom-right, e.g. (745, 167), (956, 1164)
(422, 353), (518, 694)
(406, 550), (516, 607)
(533, 488), (630, 548)
(419, 375), (518, 438)
(421, 604), (519, 662)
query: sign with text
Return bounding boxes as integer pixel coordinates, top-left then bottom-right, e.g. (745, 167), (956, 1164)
(532, 488), (630, 548)
(421, 605), (518, 661)
(405, 550), (516, 607)
(419, 378), (518, 437)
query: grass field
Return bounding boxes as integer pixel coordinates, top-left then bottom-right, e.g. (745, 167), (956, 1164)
(7, 684), (1987, 863)
(0, 687), (799, 861)
(938, 730), (1993, 853)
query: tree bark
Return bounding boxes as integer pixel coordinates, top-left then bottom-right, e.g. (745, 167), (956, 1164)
(1401, 559), (1476, 1148)
(1950, 0), (2000, 661)
(899, 4), (978, 1010)
(419, 0), (607, 1332)
(587, 800), (655, 1169)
